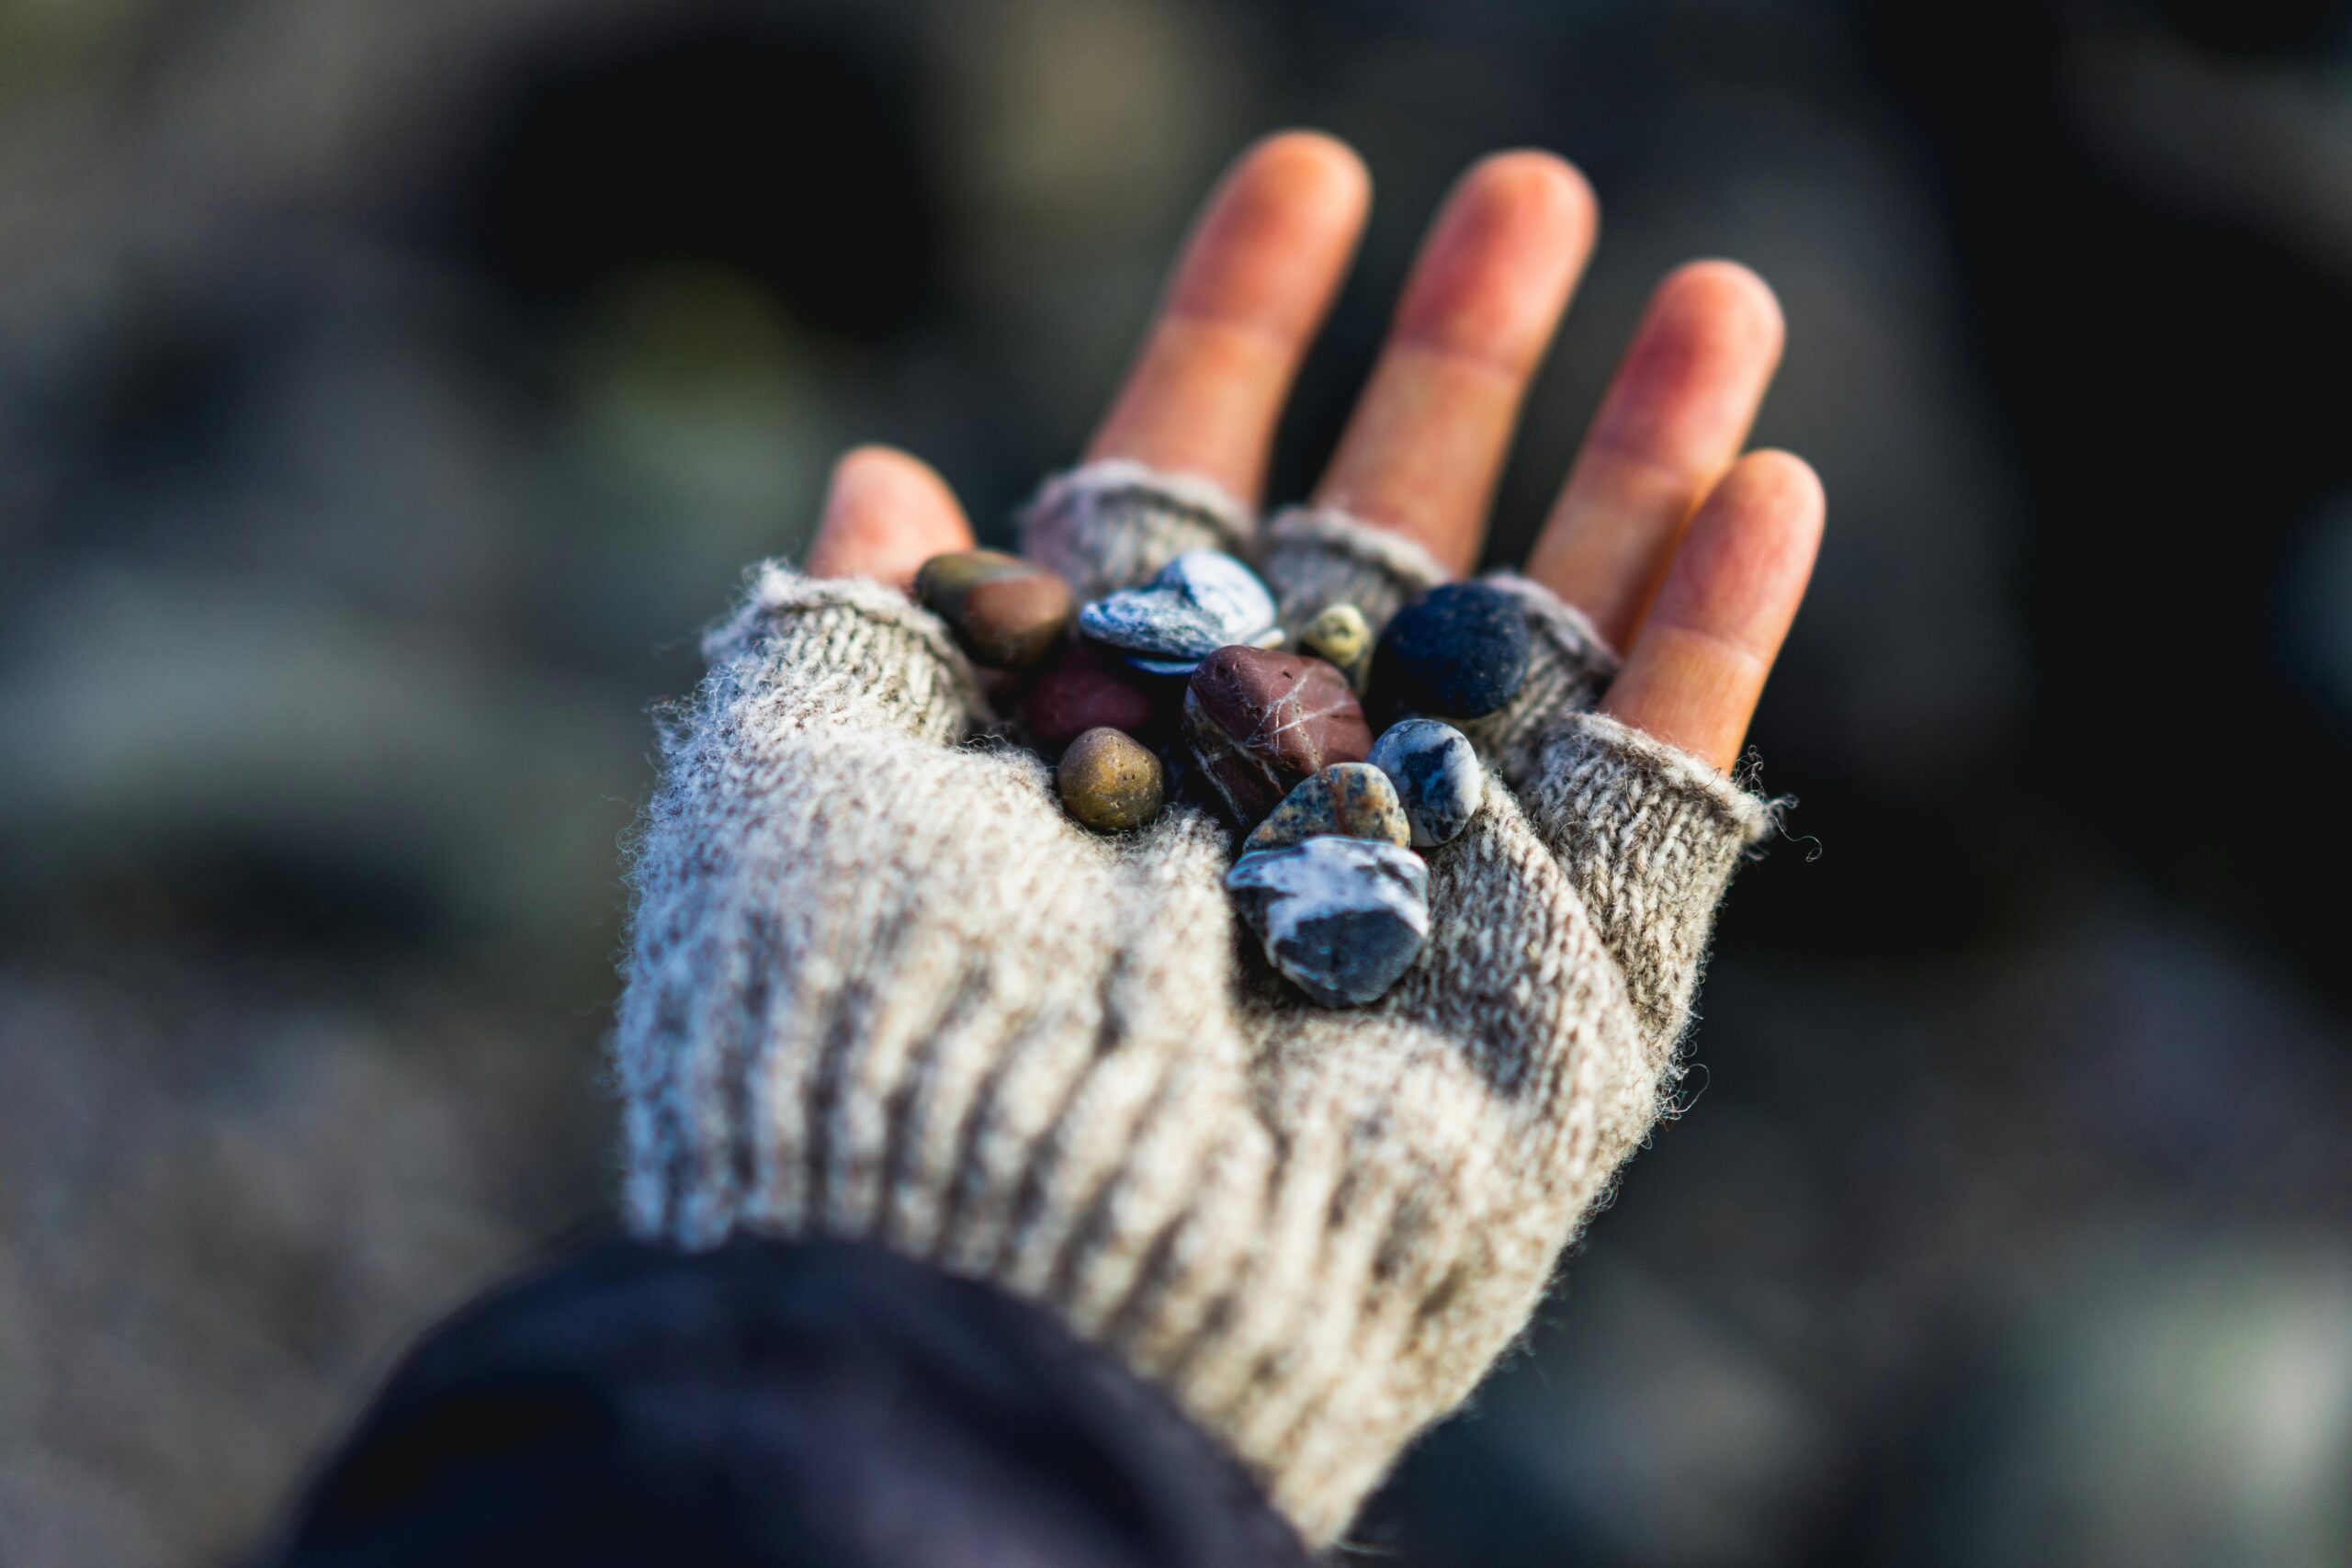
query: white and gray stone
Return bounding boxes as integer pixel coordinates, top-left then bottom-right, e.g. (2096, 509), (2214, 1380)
(1368, 717), (1484, 848)
(1225, 836), (1430, 1006)
(1078, 549), (1277, 675)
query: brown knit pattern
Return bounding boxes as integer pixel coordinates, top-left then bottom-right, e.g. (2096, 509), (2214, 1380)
(615, 467), (1773, 1544)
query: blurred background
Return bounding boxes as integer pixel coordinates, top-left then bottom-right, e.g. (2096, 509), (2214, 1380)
(3, 0), (2349, 1563)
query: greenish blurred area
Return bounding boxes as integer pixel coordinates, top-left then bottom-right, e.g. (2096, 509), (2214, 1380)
(3, 2), (2349, 1564)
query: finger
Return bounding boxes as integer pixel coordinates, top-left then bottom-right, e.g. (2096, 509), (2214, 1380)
(1526, 260), (1784, 648)
(1086, 131), (1371, 502)
(1313, 151), (1596, 572)
(804, 446), (975, 591)
(1600, 450), (1823, 773)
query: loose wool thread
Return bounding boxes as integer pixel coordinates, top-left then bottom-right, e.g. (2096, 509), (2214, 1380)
(614, 464), (1773, 1545)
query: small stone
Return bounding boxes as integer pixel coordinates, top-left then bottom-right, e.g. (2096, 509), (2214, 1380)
(1077, 550), (1276, 675)
(1367, 718), (1484, 848)
(1023, 643), (1165, 756)
(1225, 837), (1430, 1006)
(1243, 763), (1410, 853)
(1300, 603), (1372, 690)
(915, 549), (1074, 669)
(1182, 647), (1374, 828)
(1369, 582), (1532, 719)
(1057, 727), (1166, 832)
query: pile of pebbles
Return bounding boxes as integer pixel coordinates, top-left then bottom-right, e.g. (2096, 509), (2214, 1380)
(914, 548), (1529, 1006)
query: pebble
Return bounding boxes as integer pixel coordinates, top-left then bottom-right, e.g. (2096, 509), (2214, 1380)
(1366, 718), (1484, 848)
(1057, 727), (1166, 832)
(1225, 837), (1430, 1006)
(1300, 603), (1373, 691)
(1077, 550), (1277, 675)
(1369, 582), (1532, 719)
(1243, 763), (1410, 853)
(1182, 647), (1374, 828)
(1023, 643), (1165, 756)
(914, 549), (1074, 670)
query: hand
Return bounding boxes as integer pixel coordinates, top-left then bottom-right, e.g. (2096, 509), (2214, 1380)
(805, 131), (1821, 772)
(621, 131), (1816, 1546)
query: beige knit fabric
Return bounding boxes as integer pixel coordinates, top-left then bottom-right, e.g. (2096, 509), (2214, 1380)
(616, 463), (1774, 1544)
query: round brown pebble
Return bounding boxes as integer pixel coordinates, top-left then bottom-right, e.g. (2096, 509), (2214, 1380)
(1057, 727), (1166, 832)
(914, 549), (1074, 669)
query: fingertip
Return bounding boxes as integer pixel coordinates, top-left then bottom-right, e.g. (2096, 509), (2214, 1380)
(1468, 149), (1597, 234)
(1395, 150), (1598, 363)
(1600, 447), (1823, 772)
(834, 442), (956, 502)
(1090, 130), (1370, 496)
(807, 445), (974, 588)
(1650, 259), (1786, 368)
(1716, 448), (1825, 551)
(1655, 449), (1823, 650)
(1238, 130), (1373, 223)
(1169, 130), (1371, 336)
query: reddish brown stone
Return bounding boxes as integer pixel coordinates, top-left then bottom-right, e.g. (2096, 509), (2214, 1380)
(1182, 647), (1372, 828)
(1021, 643), (1166, 756)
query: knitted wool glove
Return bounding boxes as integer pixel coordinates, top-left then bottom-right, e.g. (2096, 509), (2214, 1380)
(616, 463), (1775, 1544)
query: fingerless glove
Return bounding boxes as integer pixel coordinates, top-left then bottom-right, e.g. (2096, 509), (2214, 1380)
(615, 463), (1773, 1543)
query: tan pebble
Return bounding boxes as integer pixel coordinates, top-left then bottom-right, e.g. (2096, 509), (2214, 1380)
(1057, 727), (1166, 832)
(1302, 603), (1373, 690)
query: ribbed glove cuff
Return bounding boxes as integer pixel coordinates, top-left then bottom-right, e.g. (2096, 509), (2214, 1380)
(699, 564), (986, 744)
(1019, 459), (1255, 602)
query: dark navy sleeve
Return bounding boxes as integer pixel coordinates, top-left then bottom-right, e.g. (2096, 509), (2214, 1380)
(255, 1235), (1313, 1568)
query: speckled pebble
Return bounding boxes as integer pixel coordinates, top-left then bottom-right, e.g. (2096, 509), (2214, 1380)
(1367, 718), (1484, 848)
(1057, 727), (1166, 832)
(913, 549), (1074, 669)
(1225, 836), (1430, 1006)
(1370, 581), (1532, 719)
(1300, 603), (1372, 690)
(1182, 647), (1374, 829)
(1243, 763), (1410, 853)
(1077, 550), (1276, 675)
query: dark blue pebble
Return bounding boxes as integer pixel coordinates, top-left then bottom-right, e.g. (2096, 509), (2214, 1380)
(1369, 582), (1531, 720)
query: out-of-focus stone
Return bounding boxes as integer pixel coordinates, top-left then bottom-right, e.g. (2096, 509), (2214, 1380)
(1301, 603), (1373, 690)
(915, 549), (1074, 669)
(1022, 642), (1165, 756)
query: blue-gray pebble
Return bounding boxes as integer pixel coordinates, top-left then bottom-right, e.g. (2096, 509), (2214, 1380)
(1367, 718), (1483, 848)
(1078, 550), (1276, 675)
(1370, 581), (1531, 719)
(1224, 836), (1430, 1007)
